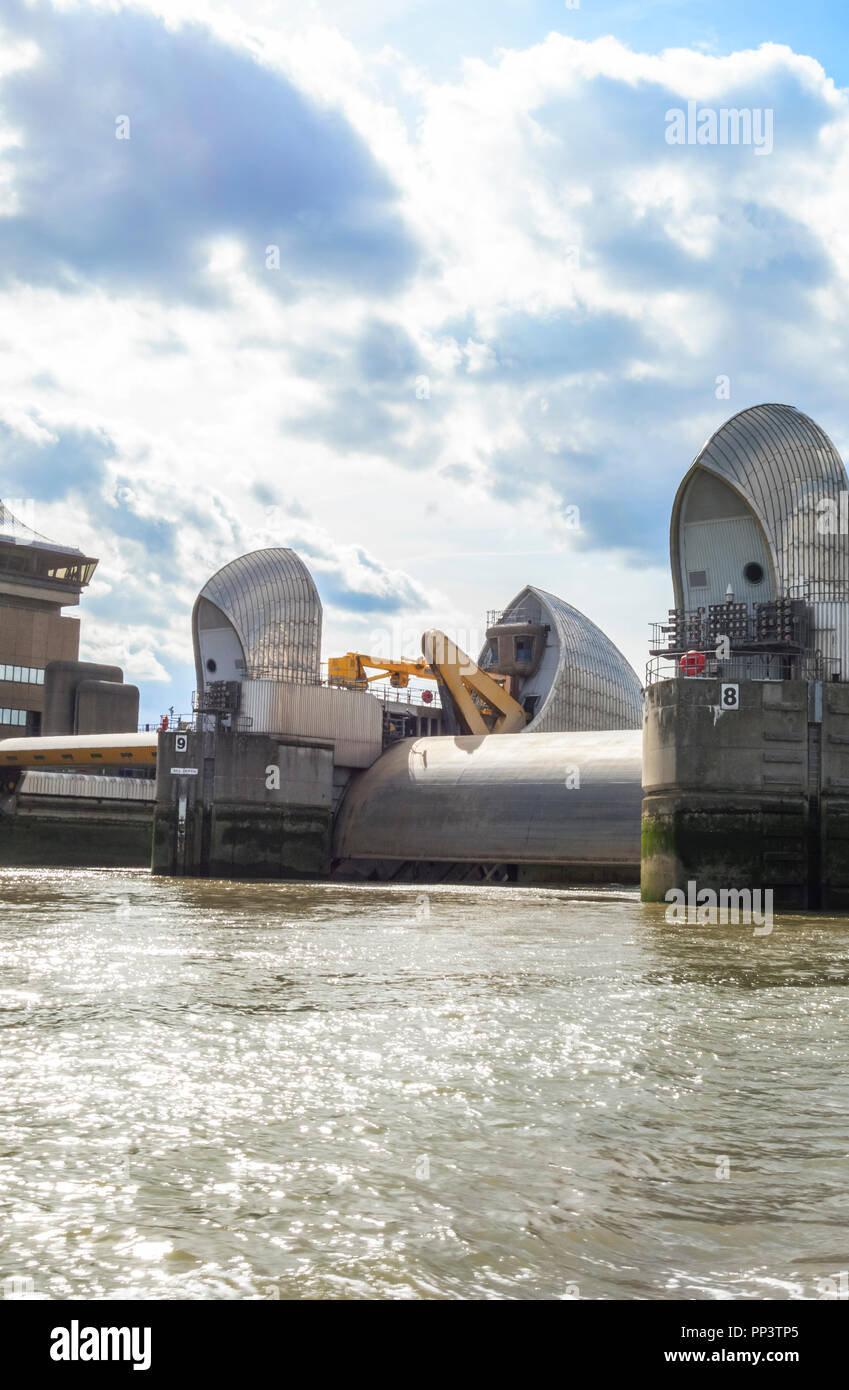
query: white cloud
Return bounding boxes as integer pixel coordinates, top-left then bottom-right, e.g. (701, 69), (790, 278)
(2, 5), (849, 713)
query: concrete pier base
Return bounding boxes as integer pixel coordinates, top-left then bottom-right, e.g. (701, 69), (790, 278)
(642, 677), (849, 911)
(151, 729), (333, 879)
(642, 791), (809, 910)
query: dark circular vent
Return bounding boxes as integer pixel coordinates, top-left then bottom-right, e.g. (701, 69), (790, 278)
(206, 658), (217, 673)
(743, 562), (764, 584)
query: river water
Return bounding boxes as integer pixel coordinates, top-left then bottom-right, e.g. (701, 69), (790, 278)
(1, 868), (848, 1301)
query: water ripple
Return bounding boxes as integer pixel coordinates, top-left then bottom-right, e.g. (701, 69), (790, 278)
(1, 871), (848, 1299)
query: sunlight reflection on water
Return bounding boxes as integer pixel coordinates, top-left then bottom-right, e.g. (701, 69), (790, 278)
(1, 868), (848, 1301)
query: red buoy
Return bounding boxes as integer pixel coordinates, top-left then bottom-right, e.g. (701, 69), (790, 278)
(421, 689), (433, 704)
(679, 650), (706, 676)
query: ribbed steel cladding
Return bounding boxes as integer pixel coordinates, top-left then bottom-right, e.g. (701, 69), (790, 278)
(675, 405), (849, 671)
(202, 548), (322, 684)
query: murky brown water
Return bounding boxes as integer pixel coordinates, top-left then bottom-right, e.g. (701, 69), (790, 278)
(1, 868), (848, 1300)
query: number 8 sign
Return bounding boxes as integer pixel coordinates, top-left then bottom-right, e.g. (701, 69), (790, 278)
(720, 683), (739, 710)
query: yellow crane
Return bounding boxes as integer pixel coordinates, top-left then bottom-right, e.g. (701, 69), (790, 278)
(327, 652), (435, 690)
(328, 631), (528, 735)
(422, 630), (527, 734)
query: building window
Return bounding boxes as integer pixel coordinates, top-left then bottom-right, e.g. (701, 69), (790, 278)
(688, 570), (708, 589)
(514, 637), (533, 663)
(0, 664), (45, 685)
(0, 708), (28, 726)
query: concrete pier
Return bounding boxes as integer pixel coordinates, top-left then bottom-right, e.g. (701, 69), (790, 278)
(151, 729), (333, 879)
(642, 677), (849, 911)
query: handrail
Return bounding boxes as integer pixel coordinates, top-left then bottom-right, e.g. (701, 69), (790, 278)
(646, 651), (840, 686)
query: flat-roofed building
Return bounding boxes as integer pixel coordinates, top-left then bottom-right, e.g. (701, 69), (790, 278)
(0, 500), (97, 738)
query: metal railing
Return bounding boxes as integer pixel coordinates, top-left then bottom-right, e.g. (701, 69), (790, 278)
(486, 609), (538, 629)
(646, 650), (841, 686)
(138, 714), (194, 733)
(139, 678), (442, 734)
(249, 666), (324, 685)
(787, 581), (849, 600)
(367, 682), (442, 710)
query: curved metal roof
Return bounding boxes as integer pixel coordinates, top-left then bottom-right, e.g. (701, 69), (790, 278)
(481, 585), (643, 731)
(192, 548), (322, 686)
(333, 729), (642, 867)
(671, 404), (849, 602)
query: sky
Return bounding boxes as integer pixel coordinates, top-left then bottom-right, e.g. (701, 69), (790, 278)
(0, 0), (848, 720)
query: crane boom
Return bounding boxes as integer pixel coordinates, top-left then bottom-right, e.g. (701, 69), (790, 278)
(327, 652), (434, 689)
(421, 630), (528, 734)
(327, 632), (528, 734)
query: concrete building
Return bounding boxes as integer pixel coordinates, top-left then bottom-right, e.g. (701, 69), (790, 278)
(41, 659), (139, 736)
(0, 500), (97, 738)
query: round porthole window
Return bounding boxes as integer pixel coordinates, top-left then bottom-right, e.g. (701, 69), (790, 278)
(206, 658), (217, 673)
(743, 562), (764, 584)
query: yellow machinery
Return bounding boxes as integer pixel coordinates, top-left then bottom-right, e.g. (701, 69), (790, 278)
(329, 631), (528, 735)
(327, 651), (434, 691)
(421, 630), (527, 734)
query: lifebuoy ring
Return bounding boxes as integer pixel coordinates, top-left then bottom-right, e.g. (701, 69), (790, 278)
(679, 650), (706, 676)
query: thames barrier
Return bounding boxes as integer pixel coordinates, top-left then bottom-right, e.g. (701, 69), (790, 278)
(4, 403), (849, 910)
